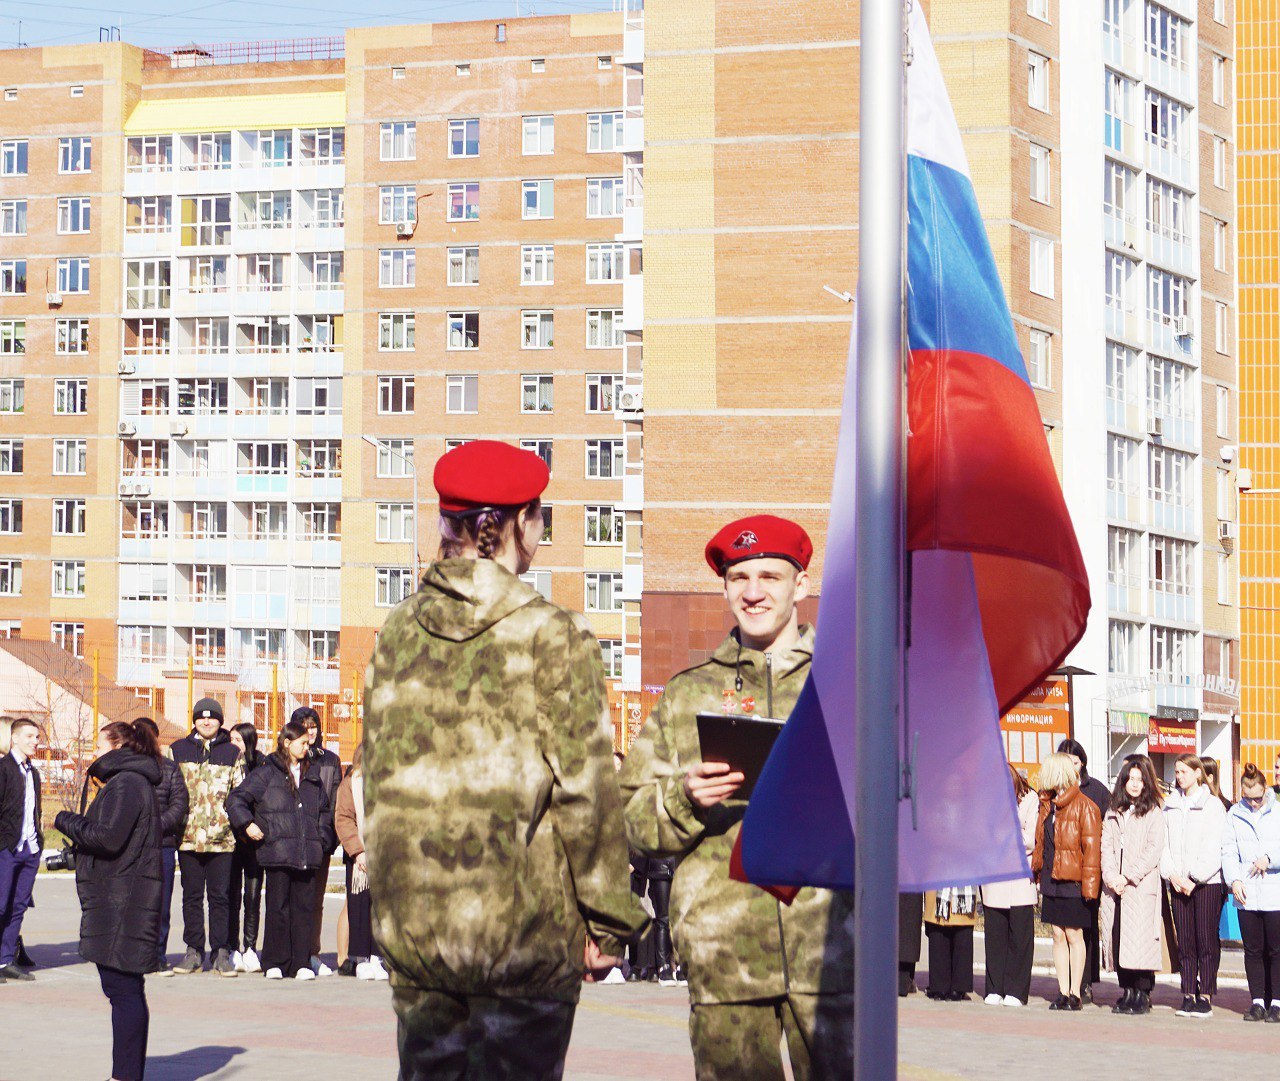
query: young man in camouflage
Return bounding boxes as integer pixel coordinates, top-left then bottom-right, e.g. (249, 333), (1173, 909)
(619, 515), (856, 1080)
(168, 697), (244, 976)
(363, 441), (645, 1081)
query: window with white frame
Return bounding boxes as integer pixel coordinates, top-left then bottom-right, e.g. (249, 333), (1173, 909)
(1105, 252), (1136, 315)
(58, 136), (91, 173)
(376, 503), (414, 543)
(531, 58), (546, 73)
(53, 499), (86, 536)
(448, 118), (480, 158)
(1028, 52), (1050, 111)
(299, 127), (343, 164)
(0, 378), (21, 414)
(1029, 237), (1054, 298)
(585, 504), (624, 545)
(1212, 219), (1228, 271)
(1217, 467), (1232, 520)
(522, 310), (554, 349)
(585, 572), (623, 612)
(379, 248), (416, 288)
(0, 320), (23, 355)
(0, 560), (21, 596)
(56, 318), (88, 354)
(520, 570), (552, 600)
(1029, 143), (1051, 204)
(51, 622), (85, 657)
(0, 440), (20, 473)
(53, 438), (86, 475)
(1212, 56), (1227, 106)
(522, 179), (554, 219)
(447, 311), (479, 350)
(522, 115), (554, 155)
(1216, 385), (1230, 438)
(448, 182), (480, 221)
(124, 259), (168, 308)
(586, 373), (623, 412)
(1147, 177), (1188, 243)
(600, 638), (624, 679)
(375, 438), (414, 478)
(1214, 0), (1226, 23)
(0, 259), (23, 295)
(57, 197), (90, 234)
(0, 622), (16, 639)
(1214, 136), (1227, 187)
(1145, 89), (1187, 156)
(1108, 618), (1139, 675)
(586, 309), (624, 348)
(1150, 534), (1193, 597)
(52, 560), (86, 598)
(376, 567), (414, 607)
(587, 111), (624, 153)
(379, 185), (416, 225)
(446, 374), (478, 414)
(521, 374), (554, 413)
(1148, 355), (1193, 422)
(0, 499), (20, 534)
(1028, 0), (1049, 20)
(541, 505), (553, 543)
(0, 140), (26, 176)
(0, 200), (26, 236)
(1218, 553), (1232, 606)
(1027, 329), (1052, 389)
(520, 439), (553, 471)
(586, 439), (624, 479)
(1149, 445), (1191, 505)
(58, 258), (90, 294)
(1146, 3), (1189, 70)
(587, 176), (624, 218)
(298, 502), (339, 541)
(1107, 433), (1138, 495)
(380, 121), (416, 161)
(378, 312), (415, 351)
(587, 243), (624, 283)
(1150, 624), (1193, 684)
(444, 247), (479, 288)
(378, 375), (415, 415)
(1107, 526), (1138, 591)
(312, 187), (344, 226)
(522, 245), (554, 285)
(1147, 266), (1187, 326)
(1215, 302), (1229, 354)
(54, 379), (88, 414)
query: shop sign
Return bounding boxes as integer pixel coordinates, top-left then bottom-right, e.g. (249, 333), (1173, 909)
(1148, 716), (1197, 755)
(1109, 710), (1149, 735)
(1001, 677), (1072, 785)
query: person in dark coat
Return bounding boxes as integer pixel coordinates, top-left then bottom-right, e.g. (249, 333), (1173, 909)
(296, 706), (341, 975)
(1057, 738), (1110, 1005)
(54, 719), (163, 1081)
(899, 892), (924, 997)
(226, 718), (335, 980)
(133, 717), (187, 973)
(227, 722), (265, 974)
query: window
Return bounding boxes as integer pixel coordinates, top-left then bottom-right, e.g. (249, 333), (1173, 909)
(1147, 266), (1188, 327)
(57, 197), (90, 234)
(1217, 468), (1232, 521)
(298, 502), (339, 541)
(586, 308), (624, 348)
(1147, 3), (1189, 69)
(57, 318), (89, 354)
(379, 248), (416, 288)
(1216, 386), (1230, 438)
(1027, 0), (1049, 20)
(522, 245), (554, 285)
(522, 115), (554, 155)
(587, 111), (624, 153)
(52, 560), (86, 598)
(1148, 355), (1193, 422)
(448, 118), (480, 158)
(1215, 302), (1229, 354)
(1029, 143), (1051, 204)
(448, 182), (480, 221)
(1214, 0), (1226, 23)
(598, 55), (612, 70)
(1108, 527), (1137, 591)
(1218, 554), (1232, 606)
(311, 188), (344, 226)
(373, 439), (413, 479)
(585, 504), (624, 545)
(586, 373), (623, 412)
(0, 379), (21, 414)
(0, 260), (23, 295)
(378, 312), (415, 351)
(540, 505), (553, 543)
(1029, 236), (1054, 298)
(521, 439), (553, 471)
(585, 572), (623, 612)
(3, 91), (14, 103)
(587, 243), (624, 283)
(522, 179), (554, 219)
(0, 140), (26, 176)
(51, 622), (85, 658)
(58, 136), (91, 173)
(1027, 52), (1050, 112)
(600, 639), (623, 678)
(53, 499), (86, 536)
(1108, 619), (1138, 675)
(376, 567), (414, 607)
(298, 127), (343, 165)
(1214, 136), (1227, 188)
(0, 200), (27, 235)
(446, 374), (479, 414)
(53, 439), (87, 476)
(446, 245), (480, 287)
(521, 374), (554, 413)
(1214, 220), (1228, 271)
(1107, 434), (1137, 495)
(379, 185), (416, 225)
(447, 311), (479, 350)
(1150, 535), (1193, 597)
(392, 66), (405, 79)
(380, 121), (416, 161)
(1027, 329), (1052, 389)
(376, 503), (414, 543)
(58, 257), (91, 294)
(520, 570), (552, 600)
(1150, 625), (1194, 684)
(0, 320), (23, 355)
(0, 499), (19, 534)
(1212, 56), (1227, 106)
(1149, 445), (1192, 505)
(54, 379), (88, 415)
(586, 439), (624, 479)
(456, 63), (471, 77)
(587, 177), (624, 218)
(522, 310), (554, 349)
(0, 560), (19, 596)
(531, 58), (546, 73)
(378, 375), (415, 415)
(0, 439), (20, 474)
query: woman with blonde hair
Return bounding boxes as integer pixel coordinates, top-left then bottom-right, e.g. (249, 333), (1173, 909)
(1032, 751), (1102, 1011)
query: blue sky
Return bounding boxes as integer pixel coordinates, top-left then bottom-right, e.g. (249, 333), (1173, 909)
(0, 0), (617, 49)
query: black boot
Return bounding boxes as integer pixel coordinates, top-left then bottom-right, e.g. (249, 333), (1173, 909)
(15, 937), (34, 968)
(1131, 991), (1151, 1015)
(1112, 988), (1135, 1015)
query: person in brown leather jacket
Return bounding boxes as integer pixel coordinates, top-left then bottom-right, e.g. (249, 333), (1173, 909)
(1032, 752), (1102, 1012)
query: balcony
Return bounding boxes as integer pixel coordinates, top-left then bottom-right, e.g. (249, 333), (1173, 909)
(1104, 116), (1142, 165)
(1102, 27), (1139, 75)
(232, 285), (294, 317)
(294, 223), (344, 252)
(170, 597), (229, 625)
(118, 599), (169, 624)
(170, 470), (230, 501)
(1146, 228), (1193, 277)
(622, 271), (643, 331)
(620, 115), (644, 154)
(1105, 304), (1142, 347)
(1145, 139), (1193, 188)
(1145, 51), (1193, 106)
(293, 474), (343, 502)
(230, 536), (290, 564)
(619, 202), (643, 243)
(233, 471), (289, 499)
(1106, 392), (1143, 435)
(1147, 496), (1196, 537)
(291, 601), (341, 630)
(620, 472), (644, 510)
(1150, 586), (1194, 624)
(172, 286), (231, 317)
(292, 538), (341, 565)
(1107, 483), (1143, 526)
(1104, 208), (1140, 254)
(1106, 573), (1143, 618)
(1146, 405), (1197, 451)
(123, 229), (173, 257)
(1146, 315), (1194, 362)
(621, 23), (643, 65)
(1153, 678), (1200, 713)
(166, 534), (231, 565)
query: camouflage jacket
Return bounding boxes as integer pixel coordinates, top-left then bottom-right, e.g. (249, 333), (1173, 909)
(363, 558), (646, 1003)
(618, 626), (856, 1004)
(168, 729), (244, 853)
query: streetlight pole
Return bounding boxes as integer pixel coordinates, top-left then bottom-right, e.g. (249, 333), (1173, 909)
(363, 435), (419, 585)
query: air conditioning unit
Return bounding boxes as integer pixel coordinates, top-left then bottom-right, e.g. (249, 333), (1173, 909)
(118, 481), (133, 496)
(169, 420), (189, 437)
(131, 481), (151, 497)
(616, 387), (643, 413)
(117, 361), (136, 375)
(1219, 520), (1237, 540)
(45, 292), (63, 307)
(117, 421), (137, 437)
(1148, 416), (1163, 438)
(1173, 315), (1194, 338)
(1238, 467), (1254, 491)
(395, 221), (414, 239)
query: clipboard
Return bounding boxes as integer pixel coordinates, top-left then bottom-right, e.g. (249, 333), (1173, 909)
(695, 712), (785, 800)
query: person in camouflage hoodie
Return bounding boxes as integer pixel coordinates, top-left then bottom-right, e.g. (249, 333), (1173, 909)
(168, 697), (244, 977)
(619, 516), (856, 1081)
(363, 441), (645, 1081)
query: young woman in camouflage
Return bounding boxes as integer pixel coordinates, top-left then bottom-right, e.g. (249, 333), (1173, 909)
(362, 441), (645, 1081)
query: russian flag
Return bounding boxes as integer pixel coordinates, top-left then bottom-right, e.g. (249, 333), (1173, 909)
(738, 6), (1090, 892)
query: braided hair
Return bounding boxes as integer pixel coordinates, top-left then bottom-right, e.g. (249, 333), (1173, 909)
(438, 501), (540, 563)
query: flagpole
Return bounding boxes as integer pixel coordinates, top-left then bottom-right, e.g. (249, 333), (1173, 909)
(853, 0), (905, 1075)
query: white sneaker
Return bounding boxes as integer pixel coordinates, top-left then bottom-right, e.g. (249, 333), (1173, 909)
(368, 956), (389, 981)
(984, 993), (1003, 1006)
(295, 968), (316, 982)
(356, 959), (390, 982)
(1002, 996), (1023, 1008)
(264, 968), (283, 980)
(241, 949), (262, 974)
(309, 955), (334, 977)
(601, 967), (626, 985)
(231, 950), (245, 973)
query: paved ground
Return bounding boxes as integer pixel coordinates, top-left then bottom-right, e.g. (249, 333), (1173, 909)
(4, 874), (1277, 1080)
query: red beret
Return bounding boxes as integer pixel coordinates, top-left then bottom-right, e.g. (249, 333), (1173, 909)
(705, 515), (813, 576)
(433, 440), (550, 514)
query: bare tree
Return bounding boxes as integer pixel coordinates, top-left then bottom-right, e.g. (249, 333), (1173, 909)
(10, 651), (97, 815)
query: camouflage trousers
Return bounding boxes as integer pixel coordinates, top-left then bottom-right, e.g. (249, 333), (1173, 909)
(689, 993), (855, 1081)
(393, 986), (577, 1081)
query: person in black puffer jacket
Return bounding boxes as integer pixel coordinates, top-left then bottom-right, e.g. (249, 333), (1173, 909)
(226, 718), (335, 981)
(55, 719), (163, 1081)
(134, 717), (187, 973)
